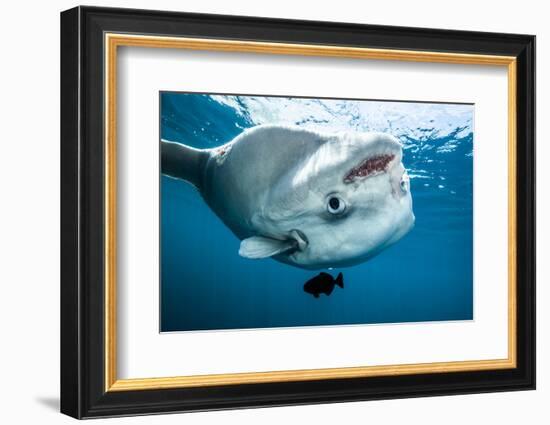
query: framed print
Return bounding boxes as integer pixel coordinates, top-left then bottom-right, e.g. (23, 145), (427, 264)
(60, 6), (535, 419)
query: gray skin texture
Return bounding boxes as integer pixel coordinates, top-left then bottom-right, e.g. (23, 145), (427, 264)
(161, 125), (415, 270)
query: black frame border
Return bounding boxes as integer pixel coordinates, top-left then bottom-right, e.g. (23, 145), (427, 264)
(61, 6), (535, 419)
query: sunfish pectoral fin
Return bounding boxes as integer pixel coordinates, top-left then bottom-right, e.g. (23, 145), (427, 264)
(239, 236), (296, 259)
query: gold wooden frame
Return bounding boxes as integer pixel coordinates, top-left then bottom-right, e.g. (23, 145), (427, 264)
(104, 33), (517, 392)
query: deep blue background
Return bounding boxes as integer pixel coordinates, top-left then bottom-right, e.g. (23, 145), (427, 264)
(160, 93), (473, 332)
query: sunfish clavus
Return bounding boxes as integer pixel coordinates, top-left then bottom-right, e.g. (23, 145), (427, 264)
(162, 125), (414, 270)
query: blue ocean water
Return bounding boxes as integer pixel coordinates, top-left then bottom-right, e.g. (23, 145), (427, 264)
(160, 93), (473, 332)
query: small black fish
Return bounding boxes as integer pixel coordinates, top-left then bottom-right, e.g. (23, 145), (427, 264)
(303, 272), (344, 298)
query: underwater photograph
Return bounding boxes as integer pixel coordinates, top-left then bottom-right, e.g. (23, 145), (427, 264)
(160, 92), (474, 332)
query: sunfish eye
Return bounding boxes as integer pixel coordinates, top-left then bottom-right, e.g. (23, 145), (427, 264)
(400, 172), (410, 193)
(327, 195), (346, 215)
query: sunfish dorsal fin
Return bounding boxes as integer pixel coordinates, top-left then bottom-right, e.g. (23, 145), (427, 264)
(239, 236), (296, 259)
(161, 139), (209, 189)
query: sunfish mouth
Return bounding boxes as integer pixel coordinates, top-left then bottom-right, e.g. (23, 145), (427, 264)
(344, 153), (396, 183)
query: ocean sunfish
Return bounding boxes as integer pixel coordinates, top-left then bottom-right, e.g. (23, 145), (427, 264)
(162, 125), (414, 270)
